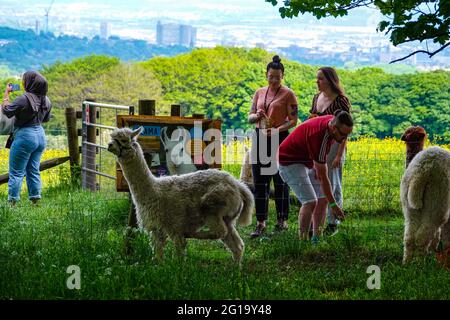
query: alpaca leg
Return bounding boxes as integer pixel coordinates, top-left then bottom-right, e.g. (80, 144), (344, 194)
(172, 235), (188, 258)
(430, 228), (441, 252)
(403, 223), (417, 264)
(222, 225), (244, 264)
(414, 224), (439, 256)
(150, 229), (167, 261)
(189, 215), (229, 240)
(440, 218), (450, 247)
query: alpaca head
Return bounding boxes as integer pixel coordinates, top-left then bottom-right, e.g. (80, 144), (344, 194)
(401, 126), (427, 168)
(108, 127), (143, 161)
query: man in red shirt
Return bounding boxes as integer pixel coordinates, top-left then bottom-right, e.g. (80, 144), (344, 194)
(278, 110), (353, 243)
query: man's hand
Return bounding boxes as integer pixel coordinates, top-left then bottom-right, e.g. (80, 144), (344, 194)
(331, 205), (345, 221)
(332, 155), (342, 169)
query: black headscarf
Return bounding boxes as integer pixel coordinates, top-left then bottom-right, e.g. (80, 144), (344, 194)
(23, 71), (48, 96)
(22, 71), (50, 113)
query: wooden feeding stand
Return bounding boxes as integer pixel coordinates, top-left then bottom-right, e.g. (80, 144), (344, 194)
(116, 114), (222, 192)
(119, 103), (222, 254)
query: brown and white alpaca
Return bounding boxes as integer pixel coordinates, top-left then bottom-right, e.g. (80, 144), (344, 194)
(400, 126), (450, 264)
(108, 127), (254, 264)
(240, 145), (254, 192)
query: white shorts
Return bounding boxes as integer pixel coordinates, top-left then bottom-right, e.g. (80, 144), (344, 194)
(278, 163), (325, 205)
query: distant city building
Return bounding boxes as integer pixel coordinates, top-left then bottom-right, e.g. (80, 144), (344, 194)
(156, 21), (196, 47)
(35, 20), (41, 36)
(255, 42), (266, 50)
(100, 21), (110, 40)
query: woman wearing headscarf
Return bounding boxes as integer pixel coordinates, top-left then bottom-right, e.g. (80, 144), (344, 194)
(1, 71), (52, 204)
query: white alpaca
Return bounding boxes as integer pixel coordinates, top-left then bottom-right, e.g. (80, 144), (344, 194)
(108, 127), (254, 264)
(240, 145), (254, 192)
(160, 126), (198, 175)
(401, 139), (450, 263)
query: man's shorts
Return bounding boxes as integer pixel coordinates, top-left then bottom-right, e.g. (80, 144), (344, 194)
(278, 163), (325, 205)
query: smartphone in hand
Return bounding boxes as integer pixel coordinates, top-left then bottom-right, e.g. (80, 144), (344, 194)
(9, 83), (20, 91)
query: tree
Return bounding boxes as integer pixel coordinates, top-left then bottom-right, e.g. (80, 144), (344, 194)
(266, 0), (450, 62)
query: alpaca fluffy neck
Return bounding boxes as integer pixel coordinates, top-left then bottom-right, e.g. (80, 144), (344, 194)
(405, 142), (424, 168)
(119, 149), (157, 206)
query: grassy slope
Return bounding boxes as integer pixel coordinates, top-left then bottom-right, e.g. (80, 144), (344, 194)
(0, 184), (448, 300)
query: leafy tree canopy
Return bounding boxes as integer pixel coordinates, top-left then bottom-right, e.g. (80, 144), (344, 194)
(266, 0), (450, 62)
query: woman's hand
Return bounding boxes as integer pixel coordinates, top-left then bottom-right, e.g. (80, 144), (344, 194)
(332, 155), (342, 169)
(256, 109), (266, 119)
(309, 113), (318, 119)
(5, 84), (12, 94)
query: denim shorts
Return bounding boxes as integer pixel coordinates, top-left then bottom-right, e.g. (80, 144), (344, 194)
(278, 163), (325, 205)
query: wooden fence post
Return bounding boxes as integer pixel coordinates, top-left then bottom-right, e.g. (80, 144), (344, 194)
(125, 99), (155, 255)
(138, 99), (155, 116)
(65, 107), (80, 185)
(171, 104), (181, 117)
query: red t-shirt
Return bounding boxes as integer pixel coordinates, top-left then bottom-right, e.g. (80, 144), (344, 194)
(278, 115), (335, 168)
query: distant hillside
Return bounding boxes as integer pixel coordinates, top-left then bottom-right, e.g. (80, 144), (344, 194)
(1, 48), (449, 143)
(0, 27), (192, 74)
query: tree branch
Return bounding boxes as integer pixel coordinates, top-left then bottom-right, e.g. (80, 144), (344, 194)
(390, 42), (450, 63)
(392, 32), (450, 44)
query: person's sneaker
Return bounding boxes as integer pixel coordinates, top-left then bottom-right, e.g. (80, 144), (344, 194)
(311, 235), (320, 246)
(250, 223), (266, 238)
(8, 199), (16, 207)
(274, 219), (288, 232)
(31, 198), (40, 206)
(324, 224), (339, 236)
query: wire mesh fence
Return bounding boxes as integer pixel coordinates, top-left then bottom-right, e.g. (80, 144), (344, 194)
(1, 131), (449, 216)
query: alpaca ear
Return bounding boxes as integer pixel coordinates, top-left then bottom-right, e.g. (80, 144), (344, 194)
(131, 126), (143, 140)
(400, 132), (408, 141)
(177, 126), (188, 142)
(160, 127), (169, 148)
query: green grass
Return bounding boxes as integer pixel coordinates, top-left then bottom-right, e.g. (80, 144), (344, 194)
(0, 184), (448, 300)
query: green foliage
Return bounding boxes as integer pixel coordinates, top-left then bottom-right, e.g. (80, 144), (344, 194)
(267, 0), (450, 58)
(1, 47), (449, 141)
(142, 47), (273, 130)
(38, 55), (164, 132)
(143, 47), (449, 142)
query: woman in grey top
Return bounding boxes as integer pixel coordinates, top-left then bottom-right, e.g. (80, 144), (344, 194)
(1, 71), (52, 205)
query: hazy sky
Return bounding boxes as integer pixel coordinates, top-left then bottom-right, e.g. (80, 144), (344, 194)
(1, 0), (382, 27)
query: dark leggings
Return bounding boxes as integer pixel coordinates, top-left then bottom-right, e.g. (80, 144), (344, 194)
(252, 129), (290, 222)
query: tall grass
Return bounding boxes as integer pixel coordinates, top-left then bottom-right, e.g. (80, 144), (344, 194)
(0, 137), (448, 299)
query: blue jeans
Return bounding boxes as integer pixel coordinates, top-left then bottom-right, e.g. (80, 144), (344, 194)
(8, 126), (46, 201)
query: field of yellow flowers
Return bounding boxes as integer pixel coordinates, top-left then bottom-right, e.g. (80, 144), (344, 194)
(0, 148), (70, 193)
(222, 137), (449, 214)
(0, 137), (448, 213)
